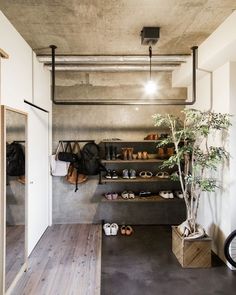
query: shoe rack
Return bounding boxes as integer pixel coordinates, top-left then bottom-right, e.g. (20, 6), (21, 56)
(99, 139), (180, 188)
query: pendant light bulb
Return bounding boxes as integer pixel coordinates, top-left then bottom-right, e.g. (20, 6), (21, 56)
(144, 45), (157, 95)
(145, 80), (157, 95)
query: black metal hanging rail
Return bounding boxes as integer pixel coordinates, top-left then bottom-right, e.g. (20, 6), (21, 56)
(50, 45), (197, 106)
(13, 140), (25, 143)
(24, 100), (49, 113)
(59, 140), (95, 143)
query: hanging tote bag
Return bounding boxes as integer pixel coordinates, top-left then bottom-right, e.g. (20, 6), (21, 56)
(50, 142), (70, 176)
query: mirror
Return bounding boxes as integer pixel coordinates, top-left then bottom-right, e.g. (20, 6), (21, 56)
(0, 106), (27, 294)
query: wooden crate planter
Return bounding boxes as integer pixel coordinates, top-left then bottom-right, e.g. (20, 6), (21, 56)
(172, 226), (212, 268)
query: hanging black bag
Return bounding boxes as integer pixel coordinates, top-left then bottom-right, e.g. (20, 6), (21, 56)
(58, 142), (78, 163)
(6, 142), (25, 176)
(78, 142), (104, 175)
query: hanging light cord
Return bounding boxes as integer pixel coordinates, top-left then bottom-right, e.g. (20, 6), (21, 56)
(149, 46), (152, 80)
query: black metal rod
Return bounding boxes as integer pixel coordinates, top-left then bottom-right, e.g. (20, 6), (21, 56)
(59, 140), (95, 143)
(50, 45), (57, 105)
(191, 46), (198, 106)
(24, 100), (49, 113)
(50, 45), (198, 106)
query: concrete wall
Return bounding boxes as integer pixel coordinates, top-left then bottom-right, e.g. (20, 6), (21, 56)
(0, 11), (51, 255)
(52, 71), (185, 224)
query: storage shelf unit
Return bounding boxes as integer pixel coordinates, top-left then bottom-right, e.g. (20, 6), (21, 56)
(98, 138), (185, 225)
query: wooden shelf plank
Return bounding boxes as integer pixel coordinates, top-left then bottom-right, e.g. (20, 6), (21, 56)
(101, 140), (163, 143)
(100, 176), (172, 183)
(101, 195), (184, 202)
(101, 159), (164, 164)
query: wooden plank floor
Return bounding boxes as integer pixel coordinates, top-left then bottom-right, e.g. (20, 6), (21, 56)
(12, 224), (102, 295)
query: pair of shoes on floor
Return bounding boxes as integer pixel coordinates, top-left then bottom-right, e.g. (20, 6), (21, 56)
(122, 169), (136, 179)
(159, 191), (174, 199)
(121, 191), (135, 199)
(120, 225), (134, 236)
(105, 169), (118, 179)
(103, 223), (119, 236)
(105, 192), (118, 200)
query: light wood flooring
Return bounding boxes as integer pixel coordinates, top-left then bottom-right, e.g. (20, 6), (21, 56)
(12, 224), (102, 295)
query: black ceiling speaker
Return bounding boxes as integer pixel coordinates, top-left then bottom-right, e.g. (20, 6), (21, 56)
(141, 27), (160, 45)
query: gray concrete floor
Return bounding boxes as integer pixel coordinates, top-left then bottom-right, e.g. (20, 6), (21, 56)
(101, 226), (236, 295)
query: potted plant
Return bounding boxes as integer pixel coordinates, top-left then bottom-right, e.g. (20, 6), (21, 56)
(153, 109), (231, 268)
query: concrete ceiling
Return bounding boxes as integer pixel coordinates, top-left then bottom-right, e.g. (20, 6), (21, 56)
(0, 0), (236, 56)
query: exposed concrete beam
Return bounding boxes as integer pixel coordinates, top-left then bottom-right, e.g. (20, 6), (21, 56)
(172, 11), (236, 87)
(38, 55), (189, 64)
(45, 64), (179, 72)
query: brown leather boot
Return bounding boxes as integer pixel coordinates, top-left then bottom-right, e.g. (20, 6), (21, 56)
(127, 148), (134, 160)
(122, 148), (128, 160)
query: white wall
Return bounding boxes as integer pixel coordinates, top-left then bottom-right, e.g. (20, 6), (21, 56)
(0, 11), (52, 255)
(172, 11), (236, 268)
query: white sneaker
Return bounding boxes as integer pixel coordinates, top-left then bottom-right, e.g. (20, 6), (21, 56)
(110, 223), (119, 235)
(159, 191), (169, 199)
(168, 191), (174, 198)
(159, 191), (174, 199)
(103, 223), (111, 236)
(175, 191), (189, 199)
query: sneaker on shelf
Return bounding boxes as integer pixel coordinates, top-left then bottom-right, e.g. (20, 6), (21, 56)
(159, 190), (174, 199)
(121, 191), (129, 199)
(129, 169), (136, 179)
(128, 191), (135, 199)
(105, 192), (112, 200)
(175, 191), (189, 199)
(167, 191), (174, 198)
(122, 169), (129, 179)
(139, 191), (152, 197)
(111, 170), (118, 179)
(105, 169), (112, 179)
(110, 223), (119, 235)
(103, 223), (111, 236)
(159, 191), (170, 199)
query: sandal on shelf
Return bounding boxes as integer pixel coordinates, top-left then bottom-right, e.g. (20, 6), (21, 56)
(112, 192), (118, 200)
(139, 171), (153, 178)
(142, 151), (149, 160)
(121, 225), (126, 235)
(126, 225), (134, 236)
(156, 172), (169, 179)
(105, 192), (112, 200)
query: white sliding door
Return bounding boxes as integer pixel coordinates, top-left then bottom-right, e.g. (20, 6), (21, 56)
(27, 107), (49, 254)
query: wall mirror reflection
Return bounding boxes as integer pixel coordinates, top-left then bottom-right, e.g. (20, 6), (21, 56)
(1, 106), (28, 294)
